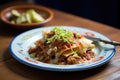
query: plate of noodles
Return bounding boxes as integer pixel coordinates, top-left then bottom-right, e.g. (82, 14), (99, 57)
(9, 26), (116, 71)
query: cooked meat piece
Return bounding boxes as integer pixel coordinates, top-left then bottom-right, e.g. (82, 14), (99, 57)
(67, 56), (82, 64)
(87, 50), (95, 58)
(28, 47), (37, 54)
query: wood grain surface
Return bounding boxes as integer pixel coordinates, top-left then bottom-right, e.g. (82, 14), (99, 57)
(0, 1), (120, 80)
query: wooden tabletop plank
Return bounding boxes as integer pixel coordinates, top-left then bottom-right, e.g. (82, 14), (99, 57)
(0, 1), (120, 80)
(0, 56), (120, 80)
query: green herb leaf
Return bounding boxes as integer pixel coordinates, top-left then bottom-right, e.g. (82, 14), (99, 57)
(47, 27), (74, 43)
(30, 53), (35, 58)
(39, 56), (44, 60)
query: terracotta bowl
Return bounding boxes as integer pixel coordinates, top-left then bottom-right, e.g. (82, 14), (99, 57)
(0, 4), (54, 29)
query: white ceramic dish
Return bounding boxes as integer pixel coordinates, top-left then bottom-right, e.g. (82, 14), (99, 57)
(9, 26), (116, 71)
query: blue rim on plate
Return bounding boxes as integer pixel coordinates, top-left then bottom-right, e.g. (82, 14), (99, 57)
(9, 26), (116, 71)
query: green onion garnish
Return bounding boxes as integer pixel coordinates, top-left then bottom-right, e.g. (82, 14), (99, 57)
(30, 53), (35, 58)
(47, 27), (74, 44)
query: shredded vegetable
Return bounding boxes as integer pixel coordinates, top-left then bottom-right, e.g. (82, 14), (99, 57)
(47, 27), (74, 43)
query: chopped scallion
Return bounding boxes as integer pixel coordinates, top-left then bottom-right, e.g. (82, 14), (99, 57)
(47, 27), (74, 43)
(30, 53), (35, 58)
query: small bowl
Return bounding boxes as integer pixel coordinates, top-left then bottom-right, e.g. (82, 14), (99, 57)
(0, 4), (54, 29)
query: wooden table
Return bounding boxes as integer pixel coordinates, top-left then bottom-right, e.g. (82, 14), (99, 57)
(0, 2), (120, 80)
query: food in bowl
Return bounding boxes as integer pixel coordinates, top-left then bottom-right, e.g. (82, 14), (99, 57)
(10, 9), (45, 24)
(0, 4), (54, 29)
(28, 27), (95, 65)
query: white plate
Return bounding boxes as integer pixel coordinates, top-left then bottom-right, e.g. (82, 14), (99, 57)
(9, 26), (116, 71)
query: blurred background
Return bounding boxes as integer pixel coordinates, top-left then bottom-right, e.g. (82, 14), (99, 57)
(0, 0), (120, 28)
